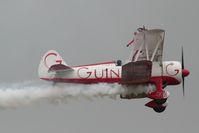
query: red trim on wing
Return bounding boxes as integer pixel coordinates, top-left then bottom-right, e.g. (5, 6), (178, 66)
(72, 61), (116, 68)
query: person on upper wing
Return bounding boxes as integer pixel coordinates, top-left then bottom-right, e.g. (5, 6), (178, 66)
(137, 25), (147, 32)
(126, 26), (147, 47)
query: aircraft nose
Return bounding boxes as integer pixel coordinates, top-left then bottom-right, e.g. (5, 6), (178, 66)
(182, 69), (190, 77)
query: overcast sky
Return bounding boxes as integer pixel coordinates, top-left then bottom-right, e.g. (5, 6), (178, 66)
(0, 0), (198, 133)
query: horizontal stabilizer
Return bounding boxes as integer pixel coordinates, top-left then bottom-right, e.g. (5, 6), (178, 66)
(48, 64), (73, 72)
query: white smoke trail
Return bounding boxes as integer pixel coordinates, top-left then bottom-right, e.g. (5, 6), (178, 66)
(0, 81), (155, 109)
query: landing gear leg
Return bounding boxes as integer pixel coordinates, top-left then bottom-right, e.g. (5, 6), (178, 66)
(148, 78), (170, 100)
(163, 82), (168, 89)
(146, 78), (169, 113)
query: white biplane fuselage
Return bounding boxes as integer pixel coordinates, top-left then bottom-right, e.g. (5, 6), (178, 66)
(40, 58), (181, 86)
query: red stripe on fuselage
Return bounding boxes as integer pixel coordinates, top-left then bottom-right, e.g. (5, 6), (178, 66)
(41, 76), (180, 85)
(41, 77), (121, 84)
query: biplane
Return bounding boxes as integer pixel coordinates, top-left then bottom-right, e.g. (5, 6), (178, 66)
(38, 27), (190, 113)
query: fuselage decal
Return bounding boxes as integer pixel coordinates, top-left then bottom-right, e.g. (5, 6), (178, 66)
(77, 67), (120, 79)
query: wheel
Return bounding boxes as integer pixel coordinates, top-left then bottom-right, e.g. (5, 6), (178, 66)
(153, 106), (166, 113)
(154, 98), (167, 105)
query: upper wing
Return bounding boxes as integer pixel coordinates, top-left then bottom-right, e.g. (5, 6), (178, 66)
(128, 29), (165, 63)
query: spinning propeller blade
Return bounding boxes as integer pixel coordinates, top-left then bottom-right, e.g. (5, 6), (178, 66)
(182, 47), (185, 96)
(181, 46), (190, 96)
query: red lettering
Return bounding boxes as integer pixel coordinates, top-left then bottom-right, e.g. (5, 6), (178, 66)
(166, 63), (179, 76)
(56, 60), (62, 64)
(105, 68), (108, 78)
(77, 67), (92, 79)
(44, 53), (57, 68)
(94, 69), (104, 79)
(110, 69), (120, 78)
(44, 52), (63, 68)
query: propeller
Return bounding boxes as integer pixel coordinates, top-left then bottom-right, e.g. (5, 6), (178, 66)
(181, 46), (185, 96)
(181, 46), (190, 96)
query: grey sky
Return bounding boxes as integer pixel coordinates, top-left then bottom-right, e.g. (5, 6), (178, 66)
(0, 0), (198, 133)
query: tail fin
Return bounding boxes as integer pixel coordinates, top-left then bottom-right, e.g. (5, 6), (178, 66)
(38, 50), (69, 79)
